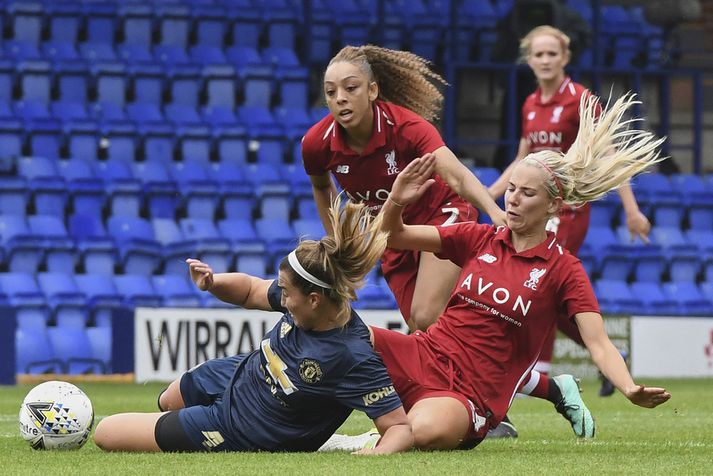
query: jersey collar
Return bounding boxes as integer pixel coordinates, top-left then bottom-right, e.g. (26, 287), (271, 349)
(493, 227), (560, 259)
(534, 76), (572, 106)
(329, 101), (390, 156)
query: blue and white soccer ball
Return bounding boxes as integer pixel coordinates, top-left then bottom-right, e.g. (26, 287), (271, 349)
(19, 381), (94, 450)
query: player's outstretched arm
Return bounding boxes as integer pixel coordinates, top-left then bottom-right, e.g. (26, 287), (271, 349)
(575, 311), (671, 408)
(186, 258), (274, 310)
(353, 407), (413, 455)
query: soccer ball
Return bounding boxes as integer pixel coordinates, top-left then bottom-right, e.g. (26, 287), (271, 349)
(19, 381), (94, 450)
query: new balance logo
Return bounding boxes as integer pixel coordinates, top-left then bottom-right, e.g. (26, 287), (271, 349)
(201, 431), (224, 450)
(335, 165), (350, 174)
(478, 253), (497, 264)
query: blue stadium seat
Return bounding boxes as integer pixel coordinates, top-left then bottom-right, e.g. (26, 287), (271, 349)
(176, 125), (212, 162)
(193, 4), (228, 47)
(233, 252), (268, 279)
(119, 3), (153, 47)
(43, 41), (81, 63)
(274, 107), (313, 142)
(46, 2), (81, 44)
(292, 219), (325, 241)
(668, 252), (702, 283)
(0, 60), (15, 103)
(94, 159), (143, 218)
(0, 271), (50, 328)
(0, 215), (44, 272)
(131, 160), (180, 219)
(594, 279), (644, 315)
(14, 99), (53, 122)
(649, 227), (698, 255)
(83, 2), (118, 45)
(662, 282), (713, 316)
(629, 282), (678, 316)
(189, 45), (229, 66)
(215, 126), (249, 164)
(281, 163), (314, 200)
(202, 105), (239, 128)
(80, 43), (119, 63)
(48, 326), (107, 374)
(208, 163), (255, 220)
(28, 215), (77, 273)
(17, 60), (52, 103)
(86, 326), (112, 372)
(138, 124), (175, 162)
(167, 64), (202, 108)
(74, 273), (123, 327)
(243, 162), (291, 199)
(631, 246), (667, 283)
(225, 45), (265, 70)
(217, 218), (266, 255)
(598, 250), (633, 281)
(8, 1), (43, 44)
(154, 45), (192, 68)
(701, 282), (713, 305)
(165, 104), (203, 127)
(180, 218), (232, 274)
(204, 64), (238, 108)
(114, 274), (162, 308)
(4, 40), (42, 61)
(51, 101), (89, 123)
(685, 230), (713, 256)
(66, 122), (100, 161)
(266, 9), (298, 50)
(100, 122), (137, 161)
(228, 5), (263, 49)
(255, 218), (297, 263)
(55, 61), (89, 103)
(117, 44), (154, 64)
(127, 102), (166, 126)
(0, 177), (29, 216)
(582, 226), (619, 254)
(107, 216), (163, 274)
(240, 66), (275, 108)
(152, 274), (202, 308)
(68, 214), (117, 275)
(170, 160), (220, 219)
(152, 218), (197, 275)
(37, 272), (88, 328)
(93, 62), (127, 106)
(15, 327), (63, 374)
(0, 119), (23, 160)
(157, 3), (191, 48)
(129, 64), (165, 105)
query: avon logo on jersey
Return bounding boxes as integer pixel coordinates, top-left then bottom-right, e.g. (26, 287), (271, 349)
(527, 131), (563, 146)
(478, 253), (497, 263)
(460, 274), (532, 316)
(523, 268), (546, 290)
(550, 106), (564, 123)
(335, 165), (350, 174)
(345, 189), (391, 203)
(385, 150), (399, 175)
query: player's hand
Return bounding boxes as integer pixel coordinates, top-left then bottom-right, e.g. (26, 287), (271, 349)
(626, 210), (652, 244)
(186, 258), (214, 291)
(390, 153), (437, 206)
(625, 384), (671, 408)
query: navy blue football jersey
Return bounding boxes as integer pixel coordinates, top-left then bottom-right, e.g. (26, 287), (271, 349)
(222, 281), (402, 451)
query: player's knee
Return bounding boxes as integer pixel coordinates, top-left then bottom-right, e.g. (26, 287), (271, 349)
(411, 419), (460, 450)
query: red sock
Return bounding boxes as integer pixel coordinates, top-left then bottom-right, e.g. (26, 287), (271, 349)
(519, 370), (551, 400)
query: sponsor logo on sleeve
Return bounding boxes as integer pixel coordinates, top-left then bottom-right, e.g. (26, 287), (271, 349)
(362, 385), (396, 406)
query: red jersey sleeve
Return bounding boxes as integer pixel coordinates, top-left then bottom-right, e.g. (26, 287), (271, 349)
(400, 115), (445, 156)
(435, 221), (493, 268)
(558, 258), (600, 318)
(300, 119), (331, 176)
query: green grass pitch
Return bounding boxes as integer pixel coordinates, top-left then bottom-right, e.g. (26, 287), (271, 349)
(2, 378), (711, 475)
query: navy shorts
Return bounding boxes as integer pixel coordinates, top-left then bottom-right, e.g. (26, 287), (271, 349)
(170, 356), (248, 452)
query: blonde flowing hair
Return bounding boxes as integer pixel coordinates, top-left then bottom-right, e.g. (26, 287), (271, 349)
(279, 195), (388, 324)
(523, 92), (666, 206)
(327, 45), (448, 122)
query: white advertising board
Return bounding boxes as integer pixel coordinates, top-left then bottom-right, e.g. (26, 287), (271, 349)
(134, 308), (407, 382)
(631, 316), (713, 377)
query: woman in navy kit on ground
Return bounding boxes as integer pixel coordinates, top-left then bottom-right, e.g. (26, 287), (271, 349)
(94, 197), (412, 454)
(488, 26), (651, 385)
(302, 45), (506, 332)
(366, 92), (671, 450)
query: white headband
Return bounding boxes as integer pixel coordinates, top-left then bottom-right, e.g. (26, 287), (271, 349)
(287, 250), (332, 289)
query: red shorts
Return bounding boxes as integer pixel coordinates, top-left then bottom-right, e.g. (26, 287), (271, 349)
(372, 326), (489, 448)
(380, 199), (477, 322)
(554, 203), (590, 255)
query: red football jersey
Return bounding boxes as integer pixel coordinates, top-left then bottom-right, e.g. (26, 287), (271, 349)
(521, 77), (590, 153)
(301, 100), (458, 224)
(424, 221), (599, 422)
